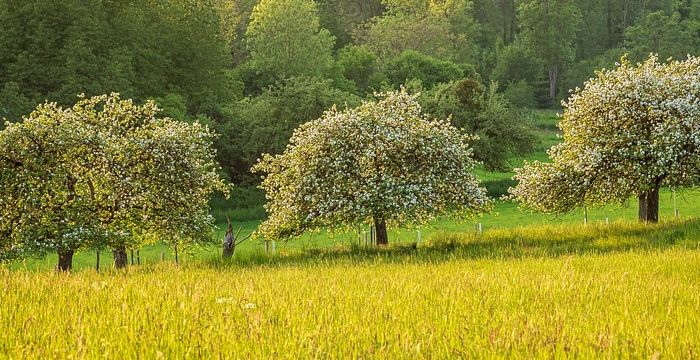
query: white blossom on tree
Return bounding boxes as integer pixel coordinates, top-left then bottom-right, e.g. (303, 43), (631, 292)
(252, 89), (491, 244)
(509, 55), (700, 222)
(0, 94), (230, 270)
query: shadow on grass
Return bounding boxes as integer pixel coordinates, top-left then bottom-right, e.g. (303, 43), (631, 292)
(199, 219), (700, 270)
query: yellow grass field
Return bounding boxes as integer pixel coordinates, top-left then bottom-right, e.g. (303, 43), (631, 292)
(2, 221), (700, 358)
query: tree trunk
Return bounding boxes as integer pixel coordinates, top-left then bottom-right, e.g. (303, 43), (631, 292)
(56, 249), (74, 272)
(113, 246), (128, 269)
(223, 219), (234, 259)
(548, 66), (558, 101)
(374, 217), (388, 246)
(223, 236), (234, 259)
(638, 187), (660, 223)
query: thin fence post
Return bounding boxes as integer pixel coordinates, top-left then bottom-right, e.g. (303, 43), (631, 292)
(673, 191), (679, 219)
(478, 223), (483, 236)
(174, 244), (179, 265)
(583, 206), (588, 225)
(370, 225), (374, 246)
(265, 241), (270, 257)
(130, 250), (134, 265)
(272, 241), (276, 256)
(605, 217), (609, 225)
(160, 251), (165, 262)
(96, 251), (100, 272)
(137, 250), (140, 265)
(417, 229), (422, 245)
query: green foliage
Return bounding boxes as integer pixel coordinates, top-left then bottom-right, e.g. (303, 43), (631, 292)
(518, 0), (582, 101)
(245, 0), (336, 80)
(316, 0), (385, 49)
(336, 45), (387, 95)
(153, 94), (188, 121)
(490, 39), (543, 85)
(385, 51), (464, 89)
(502, 80), (537, 109)
(421, 79), (537, 171)
(213, 0), (259, 65)
(252, 89), (491, 240)
(356, 3), (475, 62)
(625, 11), (700, 62)
(0, 94), (230, 263)
(0, 0), (231, 117)
(214, 77), (360, 182)
(0, 82), (33, 123)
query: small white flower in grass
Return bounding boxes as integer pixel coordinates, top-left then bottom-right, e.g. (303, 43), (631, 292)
(215, 297), (235, 304)
(245, 303), (257, 309)
(91, 281), (108, 290)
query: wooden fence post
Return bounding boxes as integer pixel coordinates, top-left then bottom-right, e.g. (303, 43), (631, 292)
(673, 191), (679, 219)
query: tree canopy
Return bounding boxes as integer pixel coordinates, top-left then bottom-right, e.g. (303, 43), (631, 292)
(252, 89), (491, 244)
(245, 0), (336, 80)
(508, 55), (700, 222)
(0, 0), (231, 121)
(0, 94), (229, 270)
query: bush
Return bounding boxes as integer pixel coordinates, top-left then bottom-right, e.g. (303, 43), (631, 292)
(502, 80), (537, 109)
(214, 77), (360, 183)
(385, 50), (463, 90)
(336, 45), (387, 95)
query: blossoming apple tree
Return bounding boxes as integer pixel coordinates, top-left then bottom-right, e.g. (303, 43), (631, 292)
(509, 55), (700, 222)
(252, 89), (491, 245)
(0, 94), (230, 270)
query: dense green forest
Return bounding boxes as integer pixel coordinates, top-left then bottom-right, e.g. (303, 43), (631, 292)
(1, 0), (699, 184)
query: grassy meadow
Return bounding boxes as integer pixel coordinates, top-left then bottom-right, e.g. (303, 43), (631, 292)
(2, 221), (700, 358)
(3, 110), (700, 357)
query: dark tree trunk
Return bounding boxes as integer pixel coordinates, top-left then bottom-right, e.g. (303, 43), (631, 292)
(638, 187), (660, 223)
(113, 246), (128, 269)
(56, 249), (74, 272)
(223, 239), (234, 258)
(223, 218), (235, 259)
(374, 217), (388, 246)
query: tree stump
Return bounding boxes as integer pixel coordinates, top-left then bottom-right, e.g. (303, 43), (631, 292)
(223, 217), (235, 259)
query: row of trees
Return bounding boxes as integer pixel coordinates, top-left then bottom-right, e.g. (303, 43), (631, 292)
(1, 56), (698, 266)
(4, 0), (698, 185)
